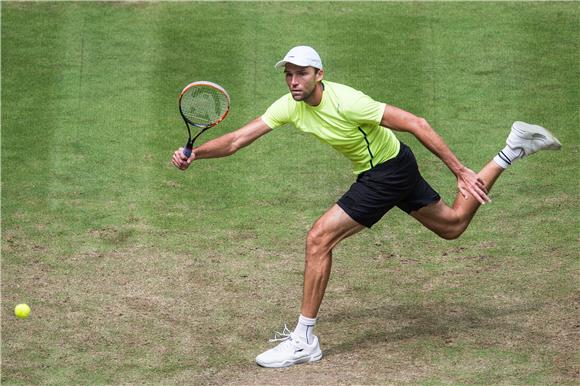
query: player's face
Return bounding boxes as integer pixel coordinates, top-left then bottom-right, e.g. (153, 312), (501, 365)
(284, 63), (324, 104)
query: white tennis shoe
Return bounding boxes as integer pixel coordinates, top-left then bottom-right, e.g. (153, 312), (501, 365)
(255, 326), (322, 368)
(507, 121), (561, 157)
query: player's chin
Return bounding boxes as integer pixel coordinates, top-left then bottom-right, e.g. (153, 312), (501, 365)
(290, 92), (304, 101)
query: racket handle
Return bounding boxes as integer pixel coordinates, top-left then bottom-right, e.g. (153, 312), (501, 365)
(183, 140), (193, 158)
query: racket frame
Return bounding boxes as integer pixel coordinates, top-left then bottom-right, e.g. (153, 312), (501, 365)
(178, 81), (231, 157)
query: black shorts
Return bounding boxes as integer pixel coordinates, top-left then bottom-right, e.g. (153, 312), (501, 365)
(337, 143), (441, 228)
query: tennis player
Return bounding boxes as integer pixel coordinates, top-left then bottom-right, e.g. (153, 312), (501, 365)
(171, 46), (561, 368)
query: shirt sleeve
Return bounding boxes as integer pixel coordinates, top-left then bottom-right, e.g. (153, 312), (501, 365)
(341, 91), (385, 126)
(261, 94), (292, 129)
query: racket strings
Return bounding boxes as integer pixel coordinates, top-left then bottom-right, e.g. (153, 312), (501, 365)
(180, 86), (228, 126)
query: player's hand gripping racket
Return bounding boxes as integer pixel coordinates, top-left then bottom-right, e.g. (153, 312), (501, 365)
(179, 81), (230, 158)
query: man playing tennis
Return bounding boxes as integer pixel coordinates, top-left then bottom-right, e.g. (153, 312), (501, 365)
(171, 46), (561, 368)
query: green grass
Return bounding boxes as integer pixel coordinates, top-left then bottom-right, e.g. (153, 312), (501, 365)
(2, 1), (578, 384)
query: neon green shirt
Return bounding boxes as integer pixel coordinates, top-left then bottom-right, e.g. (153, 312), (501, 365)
(261, 81), (400, 174)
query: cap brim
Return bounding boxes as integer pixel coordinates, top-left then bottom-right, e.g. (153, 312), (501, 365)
(274, 60), (287, 70)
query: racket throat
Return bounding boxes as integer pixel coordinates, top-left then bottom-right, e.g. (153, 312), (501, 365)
(192, 127), (208, 143)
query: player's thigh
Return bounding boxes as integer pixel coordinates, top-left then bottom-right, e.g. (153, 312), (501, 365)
(310, 204), (365, 245)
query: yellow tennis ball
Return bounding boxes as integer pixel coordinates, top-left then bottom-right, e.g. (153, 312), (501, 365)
(14, 303), (31, 319)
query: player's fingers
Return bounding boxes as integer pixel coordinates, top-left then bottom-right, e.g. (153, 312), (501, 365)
(473, 180), (491, 202)
(172, 153), (183, 167)
(172, 158), (184, 169)
(470, 185), (490, 204)
(460, 180), (482, 203)
(480, 188), (491, 202)
(172, 150), (189, 170)
(476, 177), (488, 193)
(177, 149), (191, 163)
(470, 189), (485, 204)
(459, 186), (469, 200)
(176, 148), (189, 161)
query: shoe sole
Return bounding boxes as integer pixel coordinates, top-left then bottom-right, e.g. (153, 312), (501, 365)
(509, 121), (562, 154)
(256, 351), (323, 368)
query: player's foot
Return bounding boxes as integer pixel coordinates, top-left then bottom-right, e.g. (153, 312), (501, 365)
(506, 121), (561, 157)
(255, 331), (322, 368)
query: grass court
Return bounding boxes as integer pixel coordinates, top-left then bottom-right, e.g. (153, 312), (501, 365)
(2, 1), (578, 384)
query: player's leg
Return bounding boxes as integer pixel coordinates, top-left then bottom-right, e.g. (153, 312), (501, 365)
(256, 204), (364, 368)
(410, 161), (503, 239)
(411, 121), (561, 239)
(301, 204), (365, 318)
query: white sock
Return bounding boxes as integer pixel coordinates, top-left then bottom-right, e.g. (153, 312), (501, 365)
(293, 314), (316, 344)
(493, 145), (524, 169)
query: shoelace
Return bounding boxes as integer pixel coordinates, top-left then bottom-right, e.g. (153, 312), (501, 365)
(269, 324), (292, 343)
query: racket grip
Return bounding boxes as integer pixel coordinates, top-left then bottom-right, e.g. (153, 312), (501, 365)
(183, 141), (193, 158)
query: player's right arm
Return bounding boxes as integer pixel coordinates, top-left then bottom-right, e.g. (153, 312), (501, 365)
(172, 117), (272, 170)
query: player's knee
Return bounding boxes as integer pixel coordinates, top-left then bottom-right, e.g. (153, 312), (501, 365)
(438, 228), (463, 240)
(433, 215), (467, 240)
(306, 226), (324, 250)
(306, 224), (331, 255)
(437, 222), (467, 240)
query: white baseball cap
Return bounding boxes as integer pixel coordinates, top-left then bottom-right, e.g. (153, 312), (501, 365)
(275, 46), (323, 70)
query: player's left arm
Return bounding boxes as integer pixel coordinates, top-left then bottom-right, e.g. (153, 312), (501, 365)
(381, 104), (490, 204)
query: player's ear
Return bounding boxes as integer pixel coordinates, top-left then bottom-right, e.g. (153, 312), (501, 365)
(316, 68), (324, 82)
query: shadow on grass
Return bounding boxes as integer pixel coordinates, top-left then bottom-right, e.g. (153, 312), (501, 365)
(322, 300), (545, 357)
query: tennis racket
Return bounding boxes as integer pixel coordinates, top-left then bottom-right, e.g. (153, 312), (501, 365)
(178, 81), (230, 158)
